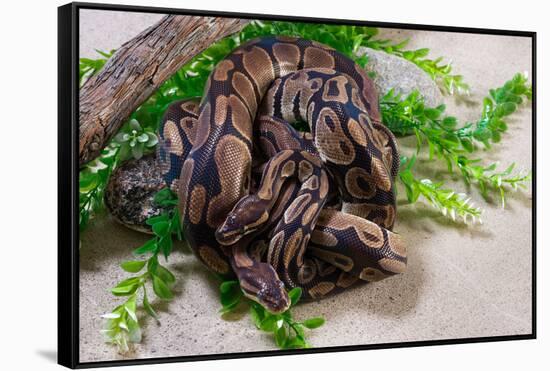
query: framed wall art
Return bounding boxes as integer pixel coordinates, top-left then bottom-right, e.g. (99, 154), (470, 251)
(58, 2), (536, 368)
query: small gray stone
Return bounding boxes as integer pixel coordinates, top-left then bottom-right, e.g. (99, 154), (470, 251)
(104, 154), (167, 233)
(358, 47), (444, 108)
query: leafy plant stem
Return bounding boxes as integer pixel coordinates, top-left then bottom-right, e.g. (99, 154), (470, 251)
(381, 73), (532, 207)
(102, 189), (182, 352)
(79, 145), (120, 232)
(220, 283), (324, 349)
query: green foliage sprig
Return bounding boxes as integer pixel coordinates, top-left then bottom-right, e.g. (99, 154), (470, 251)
(79, 145), (119, 232)
(381, 73), (532, 207)
(220, 282), (325, 349)
(456, 158), (530, 207)
(383, 73), (532, 150)
(102, 189), (182, 352)
(101, 293), (141, 353)
(399, 156), (482, 223)
(456, 72), (532, 148)
(219, 279), (244, 314)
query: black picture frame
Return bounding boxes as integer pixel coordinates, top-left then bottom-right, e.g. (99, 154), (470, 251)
(58, 2), (537, 368)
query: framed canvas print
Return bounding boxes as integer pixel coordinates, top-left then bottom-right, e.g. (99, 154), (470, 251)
(58, 2), (536, 368)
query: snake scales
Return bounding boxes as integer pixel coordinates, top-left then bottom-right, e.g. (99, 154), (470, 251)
(153, 36), (406, 313)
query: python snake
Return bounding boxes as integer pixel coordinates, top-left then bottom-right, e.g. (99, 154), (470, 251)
(155, 36), (406, 313)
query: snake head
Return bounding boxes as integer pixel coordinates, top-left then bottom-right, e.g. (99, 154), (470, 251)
(239, 263), (291, 314)
(216, 195), (270, 245)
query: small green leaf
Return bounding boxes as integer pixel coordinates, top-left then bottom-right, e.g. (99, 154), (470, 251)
(494, 102), (516, 117)
(95, 49), (113, 58)
(415, 48), (430, 58)
(442, 116), (457, 129)
(124, 297), (138, 322)
(133, 239), (157, 255)
(275, 325), (288, 348)
(424, 108), (441, 120)
(147, 255), (159, 274)
(137, 133), (149, 143)
(156, 264), (176, 285)
(220, 280), (239, 294)
(118, 145), (130, 160)
(146, 132), (159, 147)
(259, 316), (279, 332)
(302, 317), (325, 329)
(146, 214), (169, 226)
(460, 138), (474, 152)
(129, 119), (141, 131)
(114, 276), (141, 288)
(250, 302), (265, 328)
(250, 305), (263, 329)
(220, 287), (242, 308)
(152, 221), (169, 237)
(111, 283), (139, 297)
(402, 50), (414, 60)
(293, 323), (305, 340)
(284, 336), (306, 349)
(127, 317), (142, 343)
(501, 102), (517, 115)
(131, 143), (144, 160)
(158, 236), (173, 259)
(502, 162), (516, 175)
(79, 174), (99, 193)
(118, 320), (129, 331)
(154, 188), (178, 207)
(288, 287), (302, 306)
(152, 275), (173, 300)
(120, 260), (146, 273)
(113, 132), (130, 143)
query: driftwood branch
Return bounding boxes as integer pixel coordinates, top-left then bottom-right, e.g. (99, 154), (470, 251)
(79, 15), (249, 166)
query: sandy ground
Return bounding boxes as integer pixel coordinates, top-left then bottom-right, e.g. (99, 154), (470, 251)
(78, 9), (533, 363)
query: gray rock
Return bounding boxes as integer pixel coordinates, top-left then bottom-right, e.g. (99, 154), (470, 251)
(104, 154), (167, 234)
(358, 46), (444, 108)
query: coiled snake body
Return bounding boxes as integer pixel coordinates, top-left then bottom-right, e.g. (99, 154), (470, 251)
(157, 36), (406, 313)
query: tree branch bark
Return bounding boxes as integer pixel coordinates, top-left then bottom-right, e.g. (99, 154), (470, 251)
(79, 15), (249, 166)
